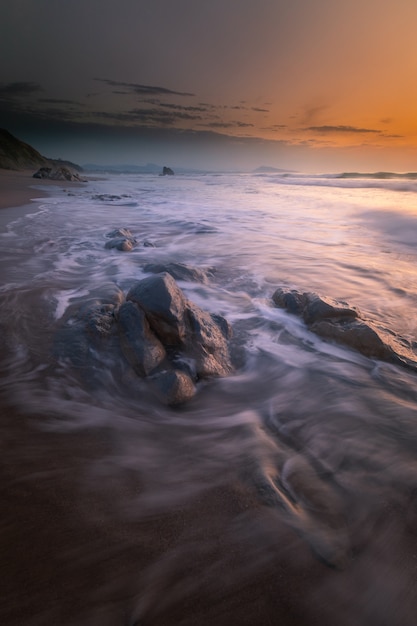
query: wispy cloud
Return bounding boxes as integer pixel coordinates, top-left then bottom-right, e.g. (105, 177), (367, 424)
(306, 125), (381, 134)
(95, 78), (194, 97)
(202, 121), (254, 129)
(38, 98), (84, 107)
(0, 81), (43, 98)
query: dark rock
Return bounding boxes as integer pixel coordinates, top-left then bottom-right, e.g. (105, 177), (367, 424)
(160, 166), (174, 176)
(184, 304), (233, 377)
(105, 228), (137, 252)
(150, 369), (196, 406)
(117, 301), (166, 376)
(143, 262), (210, 283)
(106, 228), (133, 238)
(302, 293), (358, 325)
(272, 287), (403, 363)
(127, 273), (188, 346)
(127, 272), (233, 378)
(272, 288), (307, 316)
(105, 238), (137, 252)
(33, 165), (86, 182)
(311, 318), (393, 359)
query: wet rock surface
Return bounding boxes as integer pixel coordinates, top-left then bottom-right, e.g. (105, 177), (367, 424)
(273, 287), (416, 369)
(54, 273), (233, 405)
(105, 228), (138, 252)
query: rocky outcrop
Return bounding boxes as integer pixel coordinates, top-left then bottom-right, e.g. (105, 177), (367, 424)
(272, 288), (416, 369)
(127, 273), (233, 376)
(54, 274), (233, 405)
(143, 262), (211, 283)
(33, 166), (86, 182)
(105, 228), (138, 252)
(160, 166), (174, 176)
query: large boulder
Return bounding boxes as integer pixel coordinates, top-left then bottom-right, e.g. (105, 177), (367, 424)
(33, 166), (86, 182)
(127, 273), (233, 378)
(272, 288), (400, 363)
(184, 303), (233, 377)
(143, 262), (210, 284)
(117, 301), (166, 376)
(105, 228), (137, 252)
(150, 369), (196, 406)
(127, 273), (188, 346)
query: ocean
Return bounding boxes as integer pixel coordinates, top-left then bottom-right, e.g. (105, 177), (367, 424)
(1, 170), (417, 625)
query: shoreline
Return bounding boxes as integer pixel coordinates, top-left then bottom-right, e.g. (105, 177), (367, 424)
(0, 169), (87, 230)
(0, 169), (67, 210)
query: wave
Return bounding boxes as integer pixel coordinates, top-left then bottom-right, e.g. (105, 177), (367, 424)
(338, 171), (417, 180)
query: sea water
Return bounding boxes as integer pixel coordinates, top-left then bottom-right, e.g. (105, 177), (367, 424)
(1, 171), (417, 625)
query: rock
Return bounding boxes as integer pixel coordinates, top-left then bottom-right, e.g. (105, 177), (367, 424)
(150, 369), (196, 406)
(117, 301), (166, 376)
(106, 228), (133, 238)
(127, 273), (188, 346)
(105, 238), (136, 252)
(272, 287), (400, 363)
(311, 318), (392, 359)
(184, 304), (233, 377)
(33, 166), (86, 182)
(127, 273), (233, 378)
(104, 228), (138, 252)
(160, 166), (174, 176)
(143, 262), (210, 283)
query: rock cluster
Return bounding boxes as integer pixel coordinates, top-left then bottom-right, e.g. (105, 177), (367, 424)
(55, 273), (233, 405)
(33, 166), (86, 182)
(273, 287), (415, 369)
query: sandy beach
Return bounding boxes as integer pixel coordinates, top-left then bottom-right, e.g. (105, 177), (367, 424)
(0, 169), (47, 209)
(1, 170), (417, 625)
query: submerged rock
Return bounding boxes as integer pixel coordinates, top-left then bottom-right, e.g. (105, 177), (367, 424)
(105, 228), (137, 252)
(127, 272), (189, 346)
(53, 273), (233, 404)
(272, 287), (414, 367)
(150, 369), (196, 406)
(117, 301), (166, 376)
(127, 272), (233, 379)
(143, 262), (210, 283)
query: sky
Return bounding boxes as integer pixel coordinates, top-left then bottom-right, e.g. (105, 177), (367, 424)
(1, 0), (417, 172)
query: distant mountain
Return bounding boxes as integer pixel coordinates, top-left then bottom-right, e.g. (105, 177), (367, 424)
(83, 163), (162, 174)
(253, 165), (294, 173)
(83, 163), (207, 175)
(0, 128), (82, 172)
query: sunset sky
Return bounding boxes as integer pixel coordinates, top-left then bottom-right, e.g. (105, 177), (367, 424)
(1, 0), (417, 172)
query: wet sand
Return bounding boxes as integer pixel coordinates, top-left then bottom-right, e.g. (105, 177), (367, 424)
(0, 169), (51, 209)
(1, 172), (417, 625)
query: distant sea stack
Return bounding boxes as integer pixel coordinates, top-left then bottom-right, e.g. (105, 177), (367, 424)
(160, 166), (175, 176)
(0, 128), (84, 178)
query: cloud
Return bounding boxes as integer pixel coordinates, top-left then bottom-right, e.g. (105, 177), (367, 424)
(306, 125), (381, 134)
(95, 107), (203, 126)
(95, 78), (194, 97)
(0, 81), (43, 98)
(38, 98), (84, 107)
(202, 120), (254, 129)
(252, 107), (269, 113)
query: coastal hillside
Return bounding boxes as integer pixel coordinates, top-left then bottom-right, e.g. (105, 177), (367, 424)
(0, 128), (82, 172)
(0, 128), (49, 170)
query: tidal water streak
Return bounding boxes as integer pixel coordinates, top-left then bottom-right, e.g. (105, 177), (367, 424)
(1, 172), (417, 625)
